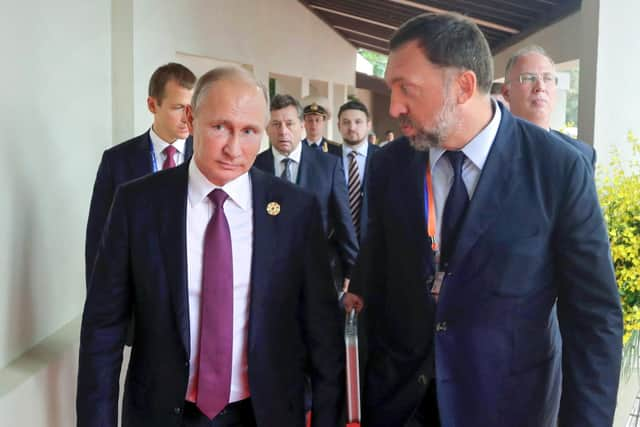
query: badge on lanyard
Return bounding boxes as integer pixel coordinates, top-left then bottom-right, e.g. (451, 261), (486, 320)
(425, 160), (443, 301)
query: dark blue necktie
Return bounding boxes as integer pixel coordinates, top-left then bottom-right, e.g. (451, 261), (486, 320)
(440, 151), (469, 266)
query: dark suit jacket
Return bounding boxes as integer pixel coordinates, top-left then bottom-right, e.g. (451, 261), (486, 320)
(77, 164), (344, 427)
(302, 137), (337, 153)
(327, 142), (380, 243)
(85, 131), (193, 284)
(551, 129), (597, 170)
(254, 145), (358, 281)
(352, 105), (622, 427)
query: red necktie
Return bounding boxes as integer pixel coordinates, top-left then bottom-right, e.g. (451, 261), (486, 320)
(196, 189), (233, 419)
(162, 145), (177, 169)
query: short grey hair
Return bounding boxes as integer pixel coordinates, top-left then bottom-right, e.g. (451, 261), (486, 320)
(270, 94), (303, 120)
(504, 45), (555, 83)
(191, 66), (269, 117)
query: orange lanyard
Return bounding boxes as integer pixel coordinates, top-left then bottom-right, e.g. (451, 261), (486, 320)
(425, 163), (438, 252)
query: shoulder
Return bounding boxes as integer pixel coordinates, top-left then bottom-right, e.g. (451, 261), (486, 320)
(550, 129), (595, 157)
(326, 140), (342, 156)
(102, 132), (148, 160)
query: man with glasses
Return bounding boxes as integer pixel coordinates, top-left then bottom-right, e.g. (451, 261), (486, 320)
(502, 45), (596, 169)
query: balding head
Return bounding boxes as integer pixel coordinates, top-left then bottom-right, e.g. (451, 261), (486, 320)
(191, 66), (269, 122)
(186, 66), (268, 186)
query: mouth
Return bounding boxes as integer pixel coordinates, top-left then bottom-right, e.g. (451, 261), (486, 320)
(217, 161), (238, 170)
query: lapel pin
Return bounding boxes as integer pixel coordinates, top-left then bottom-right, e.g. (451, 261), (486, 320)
(266, 201), (281, 216)
(322, 142), (328, 152)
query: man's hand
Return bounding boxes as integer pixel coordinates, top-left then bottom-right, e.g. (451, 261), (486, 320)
(342, 292), (364, 313)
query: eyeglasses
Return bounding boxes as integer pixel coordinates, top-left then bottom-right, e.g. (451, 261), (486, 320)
(517, 72), (558, 86)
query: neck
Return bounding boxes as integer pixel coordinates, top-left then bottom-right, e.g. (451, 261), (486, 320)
(344, 138), (367, 149)
(443, 97), (493, 150)
(152, 124), (177, 144)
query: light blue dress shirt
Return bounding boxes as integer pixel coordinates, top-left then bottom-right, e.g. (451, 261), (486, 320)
(341, 140), (369, 185)
(428, 101), (502, 247)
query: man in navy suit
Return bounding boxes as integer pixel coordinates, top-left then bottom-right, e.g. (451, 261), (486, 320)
(502, 45), (596, 170)
(85, 63), (196, 284)
(347, 13), (622, 427)
(330, 100), (380, 245)
(255, 94), (358, 294)
(77, 67), (344, 427)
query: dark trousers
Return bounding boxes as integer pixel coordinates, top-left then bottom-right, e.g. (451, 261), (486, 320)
(405, 380), (440, 427)
(182, 399), (256, 427)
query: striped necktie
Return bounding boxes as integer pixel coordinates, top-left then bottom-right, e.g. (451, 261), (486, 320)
(348, 151), (362, 238)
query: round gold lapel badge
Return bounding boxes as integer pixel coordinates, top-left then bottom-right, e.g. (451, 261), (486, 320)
(266, 202), (281, 216)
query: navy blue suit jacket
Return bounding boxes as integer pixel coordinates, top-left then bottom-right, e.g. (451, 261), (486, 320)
(551, 129), (597, 170)
(352, 105), (622, 427)
(77, 164), (344, 427)
(85, 131), (193, 284)
(254, 144), (358, 280)
(327, 142), (380, 243)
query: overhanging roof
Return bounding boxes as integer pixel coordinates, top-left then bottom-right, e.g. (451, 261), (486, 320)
(299, 0), (581, 55)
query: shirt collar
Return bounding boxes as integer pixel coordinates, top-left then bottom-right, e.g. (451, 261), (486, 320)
(306, 137), (323, 145)
(188, 159), (251, 211)
(150, 126), (186, 154)
(343, 140), (369, 157)
(271, 141), (302, 164)
(429, 99), (501, 171)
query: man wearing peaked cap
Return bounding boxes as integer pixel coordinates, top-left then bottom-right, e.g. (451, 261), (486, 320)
(302, 99), (340, 153)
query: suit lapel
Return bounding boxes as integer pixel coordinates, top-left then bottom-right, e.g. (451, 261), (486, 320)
(157, 163), (191, 357)
(129, 131), (153, 177)
(450, 109), (521, 269)
(247, 168), (277, 353)
(297, 144), (311, 187)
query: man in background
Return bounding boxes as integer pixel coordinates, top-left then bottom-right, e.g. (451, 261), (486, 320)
(502, 45), (595, 169)
(255, 94), (358, 294)
(379, 130), (395, 147)
(85, 62), (196, 284)
(301, 100), (339, 153)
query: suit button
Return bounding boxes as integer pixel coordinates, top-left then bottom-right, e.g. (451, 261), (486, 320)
(174, 407), (182, 415)
(418, 374), (428, 385)
(185, 361), (189, 367)
(435, 321), (447, 332)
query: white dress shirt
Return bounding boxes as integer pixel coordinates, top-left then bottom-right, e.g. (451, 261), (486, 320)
(149, 126), (187, 171)
(429, 101), (502, 248)
(306, 137), (324, 147)
(186, 160), (253, 403)
(341, 139), (369, 184)
(272, 142), (302, 183)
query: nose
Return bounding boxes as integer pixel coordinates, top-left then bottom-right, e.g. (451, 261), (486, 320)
(223, 133), (242, 158)
(533, 77), (545, 92)
(388, 89), (408, 118)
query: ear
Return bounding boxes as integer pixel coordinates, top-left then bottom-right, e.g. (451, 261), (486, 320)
(147, 96), (157, 114)
(367, 119), (372, 132)
(501, 84), (511, 103)
(185, 104), (195, 134)
(455, 70), (477, 104)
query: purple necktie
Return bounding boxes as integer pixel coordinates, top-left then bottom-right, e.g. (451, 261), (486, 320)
(163, 145), (177, 169)
(196, 189), (233, 420)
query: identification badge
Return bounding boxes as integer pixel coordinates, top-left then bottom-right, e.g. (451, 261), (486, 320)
(431, 271), (445, 301)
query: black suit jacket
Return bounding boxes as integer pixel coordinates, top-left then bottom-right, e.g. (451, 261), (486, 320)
(77, 164), (345, 427)
(254, 145), (358, 281)
(85, 131), (193, 284)
(327, 142), (380, 243)
(352, 105), (621, 427)
(551, 129), (596, 170)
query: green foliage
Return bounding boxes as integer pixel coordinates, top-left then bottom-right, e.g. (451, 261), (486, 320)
(358, 49), (388, 78)
(596, 131), (640, 375)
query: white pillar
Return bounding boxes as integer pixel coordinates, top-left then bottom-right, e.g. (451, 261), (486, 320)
(578, 0), (640, 169)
